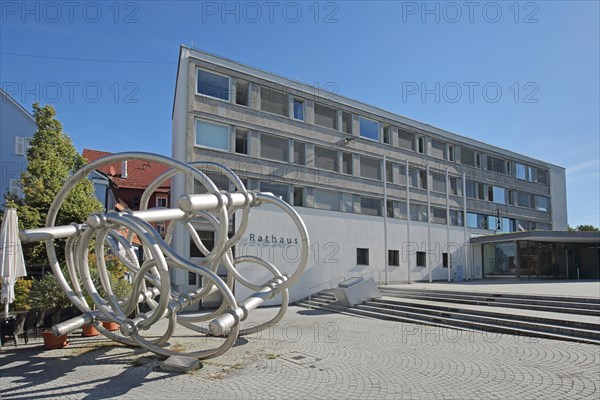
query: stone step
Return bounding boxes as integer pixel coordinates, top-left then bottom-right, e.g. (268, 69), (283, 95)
(368, 297), (600, 331)
(379, 287), (600, 307)
(378, 289), (600, 316)
(356, 302), (600, 340)
(298, 297), (600, 345)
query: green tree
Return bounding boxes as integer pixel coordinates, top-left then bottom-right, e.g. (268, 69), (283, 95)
(4, 103), (103, 265)
(575, 224), (599, 232)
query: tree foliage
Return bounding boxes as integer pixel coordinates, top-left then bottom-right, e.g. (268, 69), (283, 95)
(4, 103), (103, 265)
(568, 224), (599, 232)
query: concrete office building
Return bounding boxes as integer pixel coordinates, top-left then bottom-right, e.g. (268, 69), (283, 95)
(171, 46), (574, 305)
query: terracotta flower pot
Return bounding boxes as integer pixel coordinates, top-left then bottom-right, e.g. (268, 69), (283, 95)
(41, 330), (68, 349)
(82, 324), (100, 337)
(102, 321), (119, 331)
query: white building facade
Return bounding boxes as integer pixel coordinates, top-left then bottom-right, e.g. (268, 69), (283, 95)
(171, 46), (568, 305)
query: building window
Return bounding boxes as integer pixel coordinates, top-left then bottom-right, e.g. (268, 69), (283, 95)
(313, 188), (339, 211)
(15, 137), (33, 156)
(450, 209), (464, 226)
(340, 192), (353, 213)
(535, 195), (549, 212)
(398, 164), (407, 185)
(386, 200), (395, 218)
(416, 252), (426, 267)
(449, 177), (461, 196)
(260, 181), (289, 202)
(357, 248), (369, 265)
(261, 87), (288, 117)
(342, 152), (353, 175)
(359, 116), (379, 141)
(188, 271), (197, 285)
(465, 180), (476, 198)
(461, 148), (476, 167)
(235, 79), (249, 106)
(360, 196), (382, 216)
(492, 186), (506, 204)
(314, 146), (338, 172)
(431, 139), (445, 159)
(386, 161), (394, 183)
(341, 111), (352, 134)
(417, 137), (425, 154)
(156, 221), (166, 235)
(517, 191), (533, 208)
(197, 69), (230, 101)
(467, 212), (489, 230)
(195, 119), (230, 151)
(443, 253), (449, 268)
(537, 169), (549, 185)
(314, 103), (337, 130)
(448, 146), (455, 162)
(389, 250), (400, 266)
(398, 130), (414, 150)
(9, 179), (21, 197)
(293, 141), (305, 165)
(487, 156), (506, 174)
(156, 197), (168, 208)
(431, 172), (446, 193)
(235, 128), (249, 154)
(260, 133), (288, 162)
(293, 186), (305, 207)
(190, 230), (214, 258)
(410, 203), (428, 222)
(431, 207), (447, 224)
(409, 167), (427, 189)
(293, 98), (304, 121)
(360, 156), (381, 180)
(398, 201), (408, 219)
(132, 196), (140, 209)
(383, 126), (392, 144)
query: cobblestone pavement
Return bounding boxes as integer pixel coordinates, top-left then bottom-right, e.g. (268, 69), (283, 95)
(1, 306), (599, 399)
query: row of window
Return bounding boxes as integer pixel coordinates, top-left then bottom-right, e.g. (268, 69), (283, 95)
(358, 248), (446, 268)
(196, 67), (550, 186)
(196, 120), (551, 210)
(465, 180), (550, 212)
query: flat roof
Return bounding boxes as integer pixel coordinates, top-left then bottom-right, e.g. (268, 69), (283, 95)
(179, 45), (563, 170)
(470, 231), (600, 244)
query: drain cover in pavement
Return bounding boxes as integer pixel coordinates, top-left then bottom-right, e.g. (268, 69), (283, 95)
(280, 351), (322, 365)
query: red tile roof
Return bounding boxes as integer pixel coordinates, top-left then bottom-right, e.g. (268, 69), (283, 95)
(82, 149), (172, 190)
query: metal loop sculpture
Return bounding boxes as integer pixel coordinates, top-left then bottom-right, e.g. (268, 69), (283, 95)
(19, 152), (310, 360)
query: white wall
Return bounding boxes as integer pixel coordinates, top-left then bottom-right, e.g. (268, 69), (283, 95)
(234, 206), (473, 305)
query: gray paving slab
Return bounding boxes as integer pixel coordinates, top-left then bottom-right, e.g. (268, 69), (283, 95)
(1, 306), (599, 399)
(385, 280), (600, 299)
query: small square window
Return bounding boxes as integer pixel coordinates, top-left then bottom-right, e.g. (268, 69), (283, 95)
(357, 248), (369, 265)
(156, 221), (166, 235)
(156, 197), (168, 208)
(293, 98), (304, 121)
(132, 196), (140, 209)
(389, 250), (399, 266)
(416, 251), (426, 267)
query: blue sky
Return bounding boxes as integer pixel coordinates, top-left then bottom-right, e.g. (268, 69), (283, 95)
(1, 1), (598, 227)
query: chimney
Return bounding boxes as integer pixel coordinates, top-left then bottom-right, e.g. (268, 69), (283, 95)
(121, 161), (128, 179)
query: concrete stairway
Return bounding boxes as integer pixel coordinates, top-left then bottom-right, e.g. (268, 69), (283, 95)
(295, 287), (600, 344)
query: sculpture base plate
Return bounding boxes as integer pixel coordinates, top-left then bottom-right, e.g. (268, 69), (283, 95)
(161, 355), (200, 373)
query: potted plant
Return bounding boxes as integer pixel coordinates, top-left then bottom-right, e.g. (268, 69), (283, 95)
(29, 272), (72, 349)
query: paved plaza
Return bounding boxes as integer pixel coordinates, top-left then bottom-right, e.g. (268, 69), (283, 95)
(1, 304), (599, 400)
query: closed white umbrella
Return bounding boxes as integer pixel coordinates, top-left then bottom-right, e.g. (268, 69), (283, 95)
(0, 208), (27, 319)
